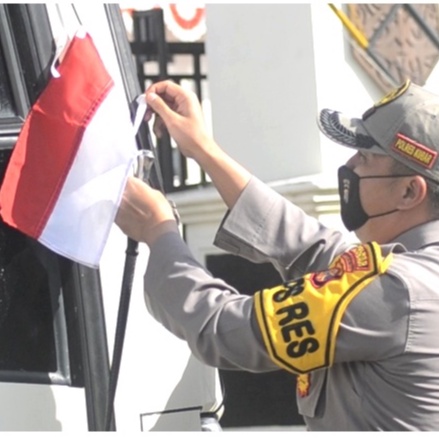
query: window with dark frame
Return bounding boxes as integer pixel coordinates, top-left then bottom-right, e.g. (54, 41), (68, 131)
(0, 42), (16, 119)
(0, 3), (83, 386)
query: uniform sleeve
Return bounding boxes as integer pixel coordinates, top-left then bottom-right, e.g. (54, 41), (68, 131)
(214, 177), (349, 280)
(144, 235), (409, 374)
(144, 231), (278, 372)
(253, 242), (410, 374)
(335, 270), (409, 362)
(143, 177), (381, 373)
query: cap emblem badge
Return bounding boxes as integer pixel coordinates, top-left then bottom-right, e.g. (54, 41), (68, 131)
(374, 79), (411, 108)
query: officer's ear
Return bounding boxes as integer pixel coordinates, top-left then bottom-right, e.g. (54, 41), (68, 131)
(398, 175), (428, 210)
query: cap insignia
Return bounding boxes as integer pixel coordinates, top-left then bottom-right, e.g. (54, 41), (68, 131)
(374, 79), (411, 108)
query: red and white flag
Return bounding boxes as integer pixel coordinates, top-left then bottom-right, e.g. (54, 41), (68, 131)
(0, 32), (138, 268)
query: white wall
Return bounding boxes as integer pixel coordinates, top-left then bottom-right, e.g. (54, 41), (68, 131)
(203, 3), (406, 186)
(205, 4), (322, 183)
(311, 3), (380, 183)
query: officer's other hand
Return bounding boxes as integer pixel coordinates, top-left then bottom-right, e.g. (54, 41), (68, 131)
(144, 80), (214, 162)
(115, 176), (178, 245)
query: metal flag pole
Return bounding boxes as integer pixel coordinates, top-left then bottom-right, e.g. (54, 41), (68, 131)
(100, 5), (171, 431)
(104, 149), (155, 431)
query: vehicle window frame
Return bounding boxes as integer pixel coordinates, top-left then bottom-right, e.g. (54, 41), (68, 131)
(0, 4), (143, 429)
(0, 4), (29, 133)
(0, 3), (84, 387)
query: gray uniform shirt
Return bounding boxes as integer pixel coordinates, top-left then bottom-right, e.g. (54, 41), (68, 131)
(144, 176), (439, 431)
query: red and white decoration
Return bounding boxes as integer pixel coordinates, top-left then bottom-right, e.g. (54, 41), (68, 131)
(121, 3), (207, 42)
(162, 4), (206, 42)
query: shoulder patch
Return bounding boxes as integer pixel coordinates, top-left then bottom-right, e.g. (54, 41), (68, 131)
(254, 242), (393, 374)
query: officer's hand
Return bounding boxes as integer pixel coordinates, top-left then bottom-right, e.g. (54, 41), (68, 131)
(115, 176), (178, 245)
(145, 80), (216, 163)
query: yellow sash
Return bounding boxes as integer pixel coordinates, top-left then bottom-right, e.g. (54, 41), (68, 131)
(254, 242), (392, 374)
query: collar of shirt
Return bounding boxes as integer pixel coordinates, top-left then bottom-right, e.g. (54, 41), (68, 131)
(392, 219), (439, 251)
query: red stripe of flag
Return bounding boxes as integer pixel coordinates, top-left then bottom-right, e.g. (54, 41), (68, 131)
(0, 34), (113, 238)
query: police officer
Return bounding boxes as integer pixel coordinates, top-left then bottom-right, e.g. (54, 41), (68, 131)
(115, 79), (439, 430)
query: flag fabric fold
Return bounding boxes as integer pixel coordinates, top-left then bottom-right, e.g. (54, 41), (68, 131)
(0, 32), (138, 268)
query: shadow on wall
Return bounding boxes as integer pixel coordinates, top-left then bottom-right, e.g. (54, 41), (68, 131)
(0, 384), (62, 431)
(142, 354), (219, 432)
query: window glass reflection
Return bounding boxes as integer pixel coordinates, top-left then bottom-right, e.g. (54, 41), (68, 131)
(0, 42), (16, 118)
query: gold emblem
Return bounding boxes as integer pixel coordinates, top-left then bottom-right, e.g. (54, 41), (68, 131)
(297, 373), (311, 397)
(374, 79), (411, 108)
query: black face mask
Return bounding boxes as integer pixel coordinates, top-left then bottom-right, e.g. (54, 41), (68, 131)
(337, 165), (415, 232)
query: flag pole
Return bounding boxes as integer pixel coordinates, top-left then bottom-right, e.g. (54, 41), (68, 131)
(104, 150), (155, 431)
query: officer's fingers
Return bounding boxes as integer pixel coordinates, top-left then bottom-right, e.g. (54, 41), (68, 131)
(148, 80), (182, 102)
(146, 91), (179, 127)
(152, 115), (165, 138)
(144, 106), (154, 122)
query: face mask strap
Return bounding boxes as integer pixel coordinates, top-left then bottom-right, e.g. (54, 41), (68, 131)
(356, 173), (406, 221)
(367, 208), (399, 220)
(359, 173), (417, 180)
